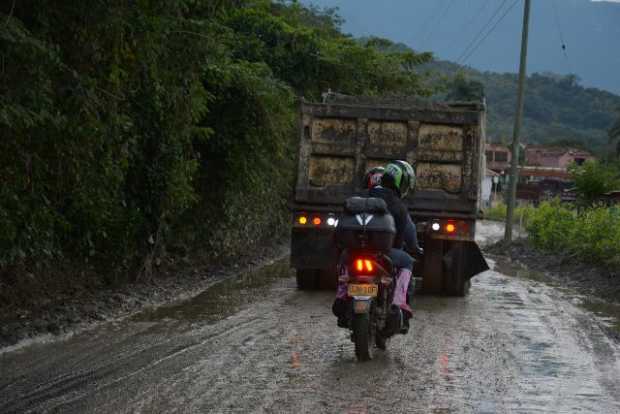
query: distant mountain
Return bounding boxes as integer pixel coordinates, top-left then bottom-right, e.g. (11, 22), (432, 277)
(302, 0), (620, 94)
(421, 59), (620, 154)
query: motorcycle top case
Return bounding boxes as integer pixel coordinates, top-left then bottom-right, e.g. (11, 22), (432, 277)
(335, 197), (396, 251)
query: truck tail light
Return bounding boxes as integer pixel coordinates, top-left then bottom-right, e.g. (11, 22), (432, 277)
(295, 213), (337, 227)
(429, 219), (470, 237)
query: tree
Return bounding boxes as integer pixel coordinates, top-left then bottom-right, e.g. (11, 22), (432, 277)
(0, 0), (435, 276)
(446, 72), (485, 102)
(569, 160), (620, 206)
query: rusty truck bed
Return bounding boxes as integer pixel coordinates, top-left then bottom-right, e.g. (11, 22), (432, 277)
(294, 96), (486, 220)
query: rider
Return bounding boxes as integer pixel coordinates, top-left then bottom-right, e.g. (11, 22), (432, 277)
(333, 161), (422, 332)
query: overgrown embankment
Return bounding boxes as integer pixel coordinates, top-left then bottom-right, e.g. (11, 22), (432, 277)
(0, 1), (432, 341)
(487, 200), (620, 304)
(526, 200), (620, 267)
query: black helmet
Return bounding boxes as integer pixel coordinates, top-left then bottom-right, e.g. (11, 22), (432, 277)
(381, 160), (416, 198)
(364, 166), (385, 189)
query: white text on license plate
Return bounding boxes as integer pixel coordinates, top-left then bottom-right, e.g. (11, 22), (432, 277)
(348, 284), (378, 297)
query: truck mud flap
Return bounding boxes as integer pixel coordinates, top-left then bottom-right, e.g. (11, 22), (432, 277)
(442, 241), (489, 281)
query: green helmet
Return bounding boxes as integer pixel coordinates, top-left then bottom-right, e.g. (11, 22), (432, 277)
(382, 160), (416, 198)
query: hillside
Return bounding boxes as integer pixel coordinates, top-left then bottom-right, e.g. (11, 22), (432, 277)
(423, 60), (620, 154)
(302, 0), (620, 94)
(0, 1), (431, 302)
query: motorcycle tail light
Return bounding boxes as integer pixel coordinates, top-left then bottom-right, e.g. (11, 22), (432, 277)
(355, 259), (364, 272)
(353, 258), (377, 277)
(354, 259), (374, 273)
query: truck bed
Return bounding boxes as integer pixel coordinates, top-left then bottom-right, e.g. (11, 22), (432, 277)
(294, 95), (486, 219)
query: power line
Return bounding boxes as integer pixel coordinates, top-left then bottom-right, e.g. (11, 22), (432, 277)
(551, 0), (572, 71)
(551, 0), (567, 54)
(457, 0), (491, 35)
(459, 0), (521, 65)
(417, 0), (449, 47)
(422, 0), (455, 46)
(456, 0), (511, 64)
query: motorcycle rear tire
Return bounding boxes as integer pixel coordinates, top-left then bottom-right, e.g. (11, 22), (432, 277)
(352, 313), (374, 361)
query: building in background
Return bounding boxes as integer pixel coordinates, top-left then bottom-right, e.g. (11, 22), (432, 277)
(485, 143), (511, 174)
(484, 142), (597, 205)
(524, 146), (595, 169)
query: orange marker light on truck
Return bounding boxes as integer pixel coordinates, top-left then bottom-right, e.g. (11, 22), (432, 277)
(446, 223), (456, 234)
(313, 217), (322, 226)
(298, 216), (308, 225)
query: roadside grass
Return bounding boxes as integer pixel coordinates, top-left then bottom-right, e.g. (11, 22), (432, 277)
(483, 201), (534, 226)
(526, 200), (620, 268)
(485, 199), (620, 267)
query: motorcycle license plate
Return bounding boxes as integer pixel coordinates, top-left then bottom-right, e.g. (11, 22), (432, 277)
(348, 284), (378, 297)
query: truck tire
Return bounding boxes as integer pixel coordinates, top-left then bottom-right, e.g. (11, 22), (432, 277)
(318, 268), (338, 290)
(352, 313), (374, 361)
(422, 237), (444, 295)
(296, 269), (318, 290)
(444, 243), (470, 297)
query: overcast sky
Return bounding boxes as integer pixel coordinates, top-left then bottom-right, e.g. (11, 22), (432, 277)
(302, 0), (620, 94)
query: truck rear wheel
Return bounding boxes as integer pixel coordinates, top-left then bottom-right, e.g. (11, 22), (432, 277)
(444, 243), (469, 297)
(318, 268), (337, 290)
(422, 238), (472, 296)
(296, 269), (318, 290)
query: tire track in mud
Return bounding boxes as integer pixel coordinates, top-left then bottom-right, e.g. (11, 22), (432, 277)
(1, 253), (619, 413)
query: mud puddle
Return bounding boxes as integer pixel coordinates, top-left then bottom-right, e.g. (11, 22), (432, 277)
(133, 258), (292, 324)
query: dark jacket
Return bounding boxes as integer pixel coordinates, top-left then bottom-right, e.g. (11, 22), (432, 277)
(368, 186), (419, 251)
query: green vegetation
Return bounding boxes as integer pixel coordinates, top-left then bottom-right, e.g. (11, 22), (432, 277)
(0, 1), (431, 287)
(526, 200), (620, 267)
(483, 202), (534, 226)
(488, 162), (620, 266)
(569, 160), (620, 206)
(423, 60), (620, 155)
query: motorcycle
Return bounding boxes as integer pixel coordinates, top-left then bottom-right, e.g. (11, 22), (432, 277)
(335, 197), (407, 361)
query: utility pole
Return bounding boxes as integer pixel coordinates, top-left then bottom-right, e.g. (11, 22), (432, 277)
(505, 0), (531, 242)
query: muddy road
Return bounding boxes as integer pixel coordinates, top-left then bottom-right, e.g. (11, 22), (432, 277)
(1, 223), (619, 413)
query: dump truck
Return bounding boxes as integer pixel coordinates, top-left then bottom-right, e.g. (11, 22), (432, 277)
(290, 94), (489, 296)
